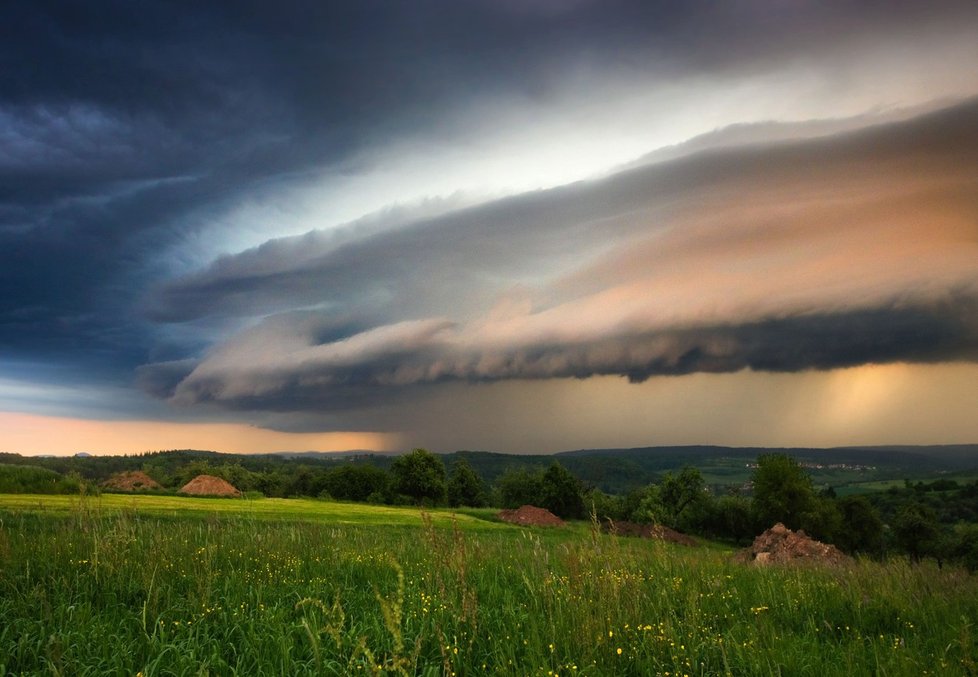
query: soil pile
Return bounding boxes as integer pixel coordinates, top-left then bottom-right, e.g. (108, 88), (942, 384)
(179, 474), (241, 497)
(601, 520), (698, 546)
(497, 505), (565, 527)
(736, 523), (850, 566)
(102, 470), (162, 491)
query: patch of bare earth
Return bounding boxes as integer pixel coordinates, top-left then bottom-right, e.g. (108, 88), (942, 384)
(736, 522), (851, 566)
(497, 505), (565, 527)
(102, 470), (162, 491)
(179, 474), (241, 497)
(600, 520), (698, 546)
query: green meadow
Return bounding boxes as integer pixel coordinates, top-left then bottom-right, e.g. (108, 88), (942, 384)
(1, 494), (976, 676)
(0, 493), (503, 530)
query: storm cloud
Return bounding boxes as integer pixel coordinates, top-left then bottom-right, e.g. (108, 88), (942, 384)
(146, 100), (978, 413)
(4, 1), (978, 450)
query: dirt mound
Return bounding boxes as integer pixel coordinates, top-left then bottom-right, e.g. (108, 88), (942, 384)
(497, 505), (565, 527)
(736, 523), (850, 566)
(102, 470), (162, 491)
(600, 520), (698, 546)
(179, 474), (241, 497)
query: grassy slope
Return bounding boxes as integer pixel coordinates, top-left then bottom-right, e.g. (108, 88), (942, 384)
(1, 495), (976, 675)
(0, 493), (504, 530)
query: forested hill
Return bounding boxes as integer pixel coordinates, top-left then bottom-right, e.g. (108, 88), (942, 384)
(557, 444), (978, 472)
(456, 445), (978, 492)
(558, 444), (978, 464)
(2, 444), (977, 495)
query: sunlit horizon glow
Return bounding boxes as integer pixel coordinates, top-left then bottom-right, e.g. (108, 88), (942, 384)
(6, 362), (978, 457)
(0, 413), (400, 457)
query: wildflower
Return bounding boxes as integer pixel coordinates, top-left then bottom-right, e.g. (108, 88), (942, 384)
(616, 648), (622, 655)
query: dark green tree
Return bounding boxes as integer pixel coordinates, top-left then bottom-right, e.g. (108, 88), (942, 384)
(220, 463), (259, 493)
(285, 466), (317, 497)
(650, 466), (709, 530)
(540, 462), (586, 520)
(835, 495), (884, 557)
(949, 524), (978, 573)
(751, 454), (818, 532)
(893, 502), (940, 563)
(390, 448), (447, 505)
(447, 459), (488, 507)
(321, 464), (390, 502)
(702, 494), (755, 544)
(808, 496), (843, 543)
(495, 467), (545, 509)
(586, 488), (629, 522)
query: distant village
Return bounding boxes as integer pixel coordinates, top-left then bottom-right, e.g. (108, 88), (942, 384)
(744, 462), (877, 472)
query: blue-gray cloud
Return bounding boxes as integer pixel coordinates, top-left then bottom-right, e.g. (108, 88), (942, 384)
(3, 0), (978, 425)
(141, 100), (978, 414)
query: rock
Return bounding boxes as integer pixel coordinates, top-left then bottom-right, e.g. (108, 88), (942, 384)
(736, 522), (850, 566)
(497, 505), (565, 527)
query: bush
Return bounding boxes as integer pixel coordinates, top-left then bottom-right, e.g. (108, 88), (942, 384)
(0, 464), (82, 494)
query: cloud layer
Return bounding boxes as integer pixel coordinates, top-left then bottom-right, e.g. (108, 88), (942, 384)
(145, 100), (978, 414)
(4, 1), (978, 450)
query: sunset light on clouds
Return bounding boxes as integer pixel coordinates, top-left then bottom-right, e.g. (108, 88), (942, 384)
(3, 1), (978, 455)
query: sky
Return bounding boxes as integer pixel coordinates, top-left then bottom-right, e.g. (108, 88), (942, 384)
(3, 0), (978, 456)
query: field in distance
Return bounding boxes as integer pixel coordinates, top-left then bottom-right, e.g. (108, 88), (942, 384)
(2, 494), (977, 675)
(0, 492), (504, 530)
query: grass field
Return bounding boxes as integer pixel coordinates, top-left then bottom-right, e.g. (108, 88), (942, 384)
(0, 492), (504, 530)
(1, 494), (976, 675)
(833, 472), (978, 496)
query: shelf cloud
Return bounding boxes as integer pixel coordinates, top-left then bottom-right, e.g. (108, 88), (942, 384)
(143, 101), (978, 415)
(4, 1), (978, 452)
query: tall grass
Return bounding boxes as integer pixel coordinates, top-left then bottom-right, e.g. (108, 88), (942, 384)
(0, 498), (976, 675)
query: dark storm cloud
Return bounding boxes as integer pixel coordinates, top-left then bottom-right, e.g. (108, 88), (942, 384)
(0, 0), (684, 374)
(151, 98), (978, 324)
(144, 99), (978, 413)
(3, 0), (978, 405)
(152, 295), (978, 413)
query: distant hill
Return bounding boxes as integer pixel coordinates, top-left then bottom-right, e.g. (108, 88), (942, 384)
(2, 444), (976, 495)
(551, 445), (978, 492)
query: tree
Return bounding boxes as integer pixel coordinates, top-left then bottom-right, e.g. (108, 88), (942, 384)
(540, 462), (586, 520)
(751, 454), (818, 531)
(390, 448), (447, 506)
(586, 488), (628, 522)
(702, 494), (755, 544)
(802, 496), (842, 544)
(949, 524), (978, 573)
(447, 459), (488, 508)
(835, 495), (884, 557)
(321, 464), (390, 502)
(654, 467), (709, 530)
(893, 501), (940, 564)
(286, 466), (317, 497)
(495, 467), (545, 509)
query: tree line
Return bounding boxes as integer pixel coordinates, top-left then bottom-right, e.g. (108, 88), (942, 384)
(2, 449), (976, 569)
